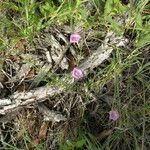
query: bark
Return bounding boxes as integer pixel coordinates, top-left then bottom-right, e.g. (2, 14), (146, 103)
(0, 86), (63, 114)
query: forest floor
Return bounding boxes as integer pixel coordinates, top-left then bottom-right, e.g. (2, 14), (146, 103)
(0, 0), (150, 150)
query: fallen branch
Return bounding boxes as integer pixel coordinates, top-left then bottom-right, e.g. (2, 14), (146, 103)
(79, 32), (128, 75)
(0, 86), (63, 114)
(0, 32), (128, 115)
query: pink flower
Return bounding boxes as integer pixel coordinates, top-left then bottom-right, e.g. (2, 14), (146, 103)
(109, 110), (119, 121)
(71, 67), (84, 80)
(70, 33), (81, 43)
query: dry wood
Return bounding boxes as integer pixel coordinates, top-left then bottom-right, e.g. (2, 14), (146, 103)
(5, 54), (38, 86)
(38, 103), (66, 122)
(79, 31), (128, 75)
(0, 86), (63, 114)
(0, 31), (128, 116)
(9, 63), (32, 83)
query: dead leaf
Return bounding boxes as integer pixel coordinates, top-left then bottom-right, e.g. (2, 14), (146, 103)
(28, 139), (40, 149)
(26, 68), (35, 80)
(9, 55), (18, 62)
(38, 121), (49, 140)
(96, 129), (113, 140)
(0, 60), (6, 83)
(29, 122), (49, 148)
(0, 71), (6, 83)
(17, 82), (29, 92)
(15, 39), (27, 52)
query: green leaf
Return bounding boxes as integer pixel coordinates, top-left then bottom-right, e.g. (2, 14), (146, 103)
(135, 13), (142, 28)
(136, 33), (150, 47)
(75, 139), (86, 148)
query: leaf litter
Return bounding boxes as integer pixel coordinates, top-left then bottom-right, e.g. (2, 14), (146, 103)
(0, 0), (150, 149)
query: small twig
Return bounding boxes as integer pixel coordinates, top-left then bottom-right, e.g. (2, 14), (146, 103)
(52, 44), (71, 72)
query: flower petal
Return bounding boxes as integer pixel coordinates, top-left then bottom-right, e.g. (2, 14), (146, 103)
(71, 67), (84, 80)
(70, 33), (81, 43)
(109, 110), (119, 121)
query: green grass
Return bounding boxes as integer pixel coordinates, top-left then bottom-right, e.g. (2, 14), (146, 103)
(0, 0), (150, 149)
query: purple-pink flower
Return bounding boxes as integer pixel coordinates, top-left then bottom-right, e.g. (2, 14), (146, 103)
(109, 110), (119, 121)
(71, 67), (84, 80)
(70, 33), (81, 43)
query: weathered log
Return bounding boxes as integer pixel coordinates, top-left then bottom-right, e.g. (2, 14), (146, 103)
(0, 31), (128, 115)
(0, 86), (63, 114)
(79, 31), (128, 75)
